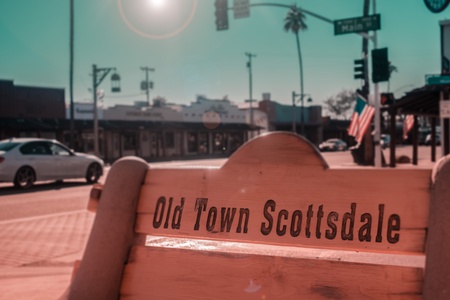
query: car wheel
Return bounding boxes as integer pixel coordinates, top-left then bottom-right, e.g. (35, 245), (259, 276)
(86, 163), (102, 184)
(14, 167), (36, 189)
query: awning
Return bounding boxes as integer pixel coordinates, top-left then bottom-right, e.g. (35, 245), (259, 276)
(391, 85), (443, 117)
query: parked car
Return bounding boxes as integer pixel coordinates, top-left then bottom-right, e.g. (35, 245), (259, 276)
(318, 139), (348, 152)
(0, 138), (104, 189)
(380, 134), (390, 149)
(425, 133), (441, 146)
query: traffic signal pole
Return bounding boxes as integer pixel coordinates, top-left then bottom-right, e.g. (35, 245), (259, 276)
(372, 0), (382, 168)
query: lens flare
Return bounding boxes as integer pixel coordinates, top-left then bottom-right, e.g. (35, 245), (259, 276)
(118, 0), (198, 40)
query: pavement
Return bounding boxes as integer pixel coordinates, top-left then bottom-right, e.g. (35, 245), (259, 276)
(0, 210), (94, 299)
(0, 145), (442, 300)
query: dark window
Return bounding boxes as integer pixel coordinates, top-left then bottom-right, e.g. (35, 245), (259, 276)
(0, 142), (20, 152)
(198, 132), (209, 154)
(213, 132), (227, 153)
(187, 132), (197, 153)
(123, 133), (136, 151)
(165, 132), (175, 148)
(20, 142), (52, 155)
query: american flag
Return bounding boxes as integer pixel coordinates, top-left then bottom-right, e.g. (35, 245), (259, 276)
(403, 115), (414, 140)
(348, 94), (375, 143)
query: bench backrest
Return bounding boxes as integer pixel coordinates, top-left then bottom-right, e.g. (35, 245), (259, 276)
(68, 132), (450, 300)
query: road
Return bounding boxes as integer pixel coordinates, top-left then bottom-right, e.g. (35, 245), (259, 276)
(0, 146), (438, 223)
(0, 152), (349, 222)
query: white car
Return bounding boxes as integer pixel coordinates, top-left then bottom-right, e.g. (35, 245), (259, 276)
(318, 138), (348, 152)
(0, 138), (104, 189)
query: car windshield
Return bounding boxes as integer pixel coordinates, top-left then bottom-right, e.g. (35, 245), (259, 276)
(0, 142), (20, 152)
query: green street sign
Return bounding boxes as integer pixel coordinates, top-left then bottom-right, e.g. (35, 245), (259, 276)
(334, 14), (380, 35)
(426, 74), (450, 85)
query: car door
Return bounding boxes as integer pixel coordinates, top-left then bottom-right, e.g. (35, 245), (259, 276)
(19, 141), (56, 180)
(48, 142), (84, 178)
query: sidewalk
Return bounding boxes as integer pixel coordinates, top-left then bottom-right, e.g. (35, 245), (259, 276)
(0, 211), (94, 300)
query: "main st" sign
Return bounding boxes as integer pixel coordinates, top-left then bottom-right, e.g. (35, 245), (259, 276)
(334, 14), (381, 35)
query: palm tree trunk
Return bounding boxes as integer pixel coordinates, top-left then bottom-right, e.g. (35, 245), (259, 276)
(295, 32), (304, 135)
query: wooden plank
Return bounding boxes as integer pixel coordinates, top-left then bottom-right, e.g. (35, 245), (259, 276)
(134, 135), (431, 253)
(68, 157), (149, 300)
(424, 155), (450, 299)
(119, 245), (423, 300)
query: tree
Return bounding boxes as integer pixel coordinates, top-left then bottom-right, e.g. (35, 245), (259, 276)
(323, 89), (357, 120)
(387, 62), (398, 92)
(283, 5), (307, 133)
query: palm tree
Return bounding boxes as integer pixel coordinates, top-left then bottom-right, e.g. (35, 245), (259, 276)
(387, 62), (398, 92)
(284, 5), (307, 134)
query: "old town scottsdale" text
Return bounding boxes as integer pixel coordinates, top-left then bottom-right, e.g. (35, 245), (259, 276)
(152, 196), (400, 244)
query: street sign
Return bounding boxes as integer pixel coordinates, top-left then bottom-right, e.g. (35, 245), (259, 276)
(233, 0), (249, 19)
(426, 74), (450, 85)
(334, 14), (380, 35)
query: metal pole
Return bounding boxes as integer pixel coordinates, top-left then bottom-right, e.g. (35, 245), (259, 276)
(300, 95), (305, 135)
(292, 91), (296, 133)
(246, 52), (256, 138)
(69, 0), (74, 149)
(92, 64), (99, 157)
(373, 0), (382, 167)
(145, 68), (149, 105)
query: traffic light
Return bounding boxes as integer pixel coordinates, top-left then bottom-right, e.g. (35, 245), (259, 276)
(372, 48), (390, 83)
(215, 0), (229, 31)
(380, 92), (394, 105)
(354, 58), (366, 80)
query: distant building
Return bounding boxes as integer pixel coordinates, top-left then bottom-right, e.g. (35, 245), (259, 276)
(0, 79), (65, 139)
(1, 80), (337, 163)
(258, 97), (323, 145)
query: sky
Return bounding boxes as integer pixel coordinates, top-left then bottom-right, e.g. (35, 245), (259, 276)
(1, 0), (449, 114)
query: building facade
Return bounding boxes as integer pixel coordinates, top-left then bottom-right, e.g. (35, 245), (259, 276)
(1, 80), (336, 164)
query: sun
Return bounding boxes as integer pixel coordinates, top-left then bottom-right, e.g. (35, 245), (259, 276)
(118, 0), (198, 40)
(147, 0), (165, 8)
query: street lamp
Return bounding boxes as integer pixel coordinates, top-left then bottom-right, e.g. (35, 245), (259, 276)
(292, 91), (312, 135)
(92, 64), (121, 157)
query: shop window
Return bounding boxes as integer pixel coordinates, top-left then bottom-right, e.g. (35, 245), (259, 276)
(229, 132), (243, 153)
(123, 133), (136, 150)
(165, 132), (175, 148)
(198, 132), (209, 154)
(187, 132), (197, 153)
(213, 132), (227, 153)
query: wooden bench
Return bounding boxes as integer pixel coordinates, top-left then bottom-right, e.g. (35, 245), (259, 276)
(66, 132), (450, 299)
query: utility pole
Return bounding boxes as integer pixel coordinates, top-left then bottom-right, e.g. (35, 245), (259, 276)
(245, 52), (256, 138)
(92, 64), (118, 157)
(140, 66), (155, 106)
(69, 0), (74, 149)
